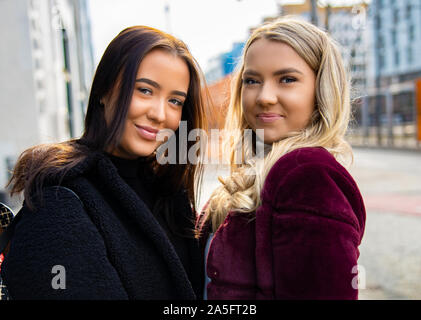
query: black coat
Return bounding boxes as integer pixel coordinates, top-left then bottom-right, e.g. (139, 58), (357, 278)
(1, 151), (203, 299)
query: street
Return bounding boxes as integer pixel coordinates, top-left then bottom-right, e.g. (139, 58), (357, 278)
(200, 147), (421, 300)
(349, 147), (421, 300)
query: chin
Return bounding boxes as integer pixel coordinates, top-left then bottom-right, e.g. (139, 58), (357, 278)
(131, 143), (157, 158)
(137, 149), (156, 157)
(262, 134), (284, 144)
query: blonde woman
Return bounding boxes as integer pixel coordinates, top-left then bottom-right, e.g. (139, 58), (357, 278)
(197, 17), (366, 300)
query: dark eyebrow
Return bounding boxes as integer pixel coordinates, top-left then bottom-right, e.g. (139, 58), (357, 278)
(171, 90), (187, 98)
(135, 78), (187, 98)
(243, 68), (303, 76)
(136, 78), (160, 88)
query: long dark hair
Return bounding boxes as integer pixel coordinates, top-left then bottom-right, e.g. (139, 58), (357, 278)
(8, 26), (208, 236)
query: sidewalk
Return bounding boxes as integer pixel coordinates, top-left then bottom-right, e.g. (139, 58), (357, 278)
(349, 147), (421, 299)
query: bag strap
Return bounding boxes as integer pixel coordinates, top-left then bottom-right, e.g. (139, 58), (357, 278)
(0, 186), (82, 255)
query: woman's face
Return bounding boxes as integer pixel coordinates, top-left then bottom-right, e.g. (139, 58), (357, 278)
(111, 49), (190, 159)
(241, 38), (316, 144)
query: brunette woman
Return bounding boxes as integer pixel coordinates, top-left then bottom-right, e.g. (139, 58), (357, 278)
(1, 26), (207, 300)
(198, 17), (366, 300)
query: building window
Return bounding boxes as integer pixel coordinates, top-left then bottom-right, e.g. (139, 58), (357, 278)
(409, 25), (415, 41)
(391, 30), (397, 46)
(5, 157), (16, 181)
(393, 8), (399, 25)
(379, 53), (385, 69)
(36, 79), (44, 90)
(31, 18), (37, 30)
(33, 38), (40, 50)
(375, 14), (382, 29)
(406, 4), (411, 20)
(394, 50), (400, 66)
(377, 34), (385, 49)
(34, 57), (42, 69)
(407, 46), (413, 64)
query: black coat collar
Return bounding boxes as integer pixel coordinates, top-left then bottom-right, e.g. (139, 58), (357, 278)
(64, 151), (197, 299)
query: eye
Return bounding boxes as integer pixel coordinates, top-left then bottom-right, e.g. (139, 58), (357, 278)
(280, 76), (296, 84)
(137, 87), (152, 95)
(169, 98), (184, 107)
(242, 78), (259, 85)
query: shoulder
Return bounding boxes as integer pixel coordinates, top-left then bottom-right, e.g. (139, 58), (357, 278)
(9, 185), (102, 260)
(265, 147), (340, 175)
(7, 186), (97, 260)
(2, 185), (127, 299)
(20, 186), (86, 225)
(263, 147), (357, 197)
(41, 185), (83, 205)
(261, 147), (365, 234)
(263, 147), (351, 189)
(15, 185), (93, 238)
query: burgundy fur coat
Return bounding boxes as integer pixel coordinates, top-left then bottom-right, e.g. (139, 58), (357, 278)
(200, 147), (366, 300)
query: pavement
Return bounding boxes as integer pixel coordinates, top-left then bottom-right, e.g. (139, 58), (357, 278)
(349, 147), (421, 300)
(200, 147), (421, 300)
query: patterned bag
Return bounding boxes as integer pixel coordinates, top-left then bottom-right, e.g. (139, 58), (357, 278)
(0, 202), (19, 300)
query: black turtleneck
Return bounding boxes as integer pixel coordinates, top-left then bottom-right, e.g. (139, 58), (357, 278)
(106, 153), (156, 213)
(105, 153), (193, 281)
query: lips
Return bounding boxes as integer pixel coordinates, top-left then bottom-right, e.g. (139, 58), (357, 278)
(135, 124), (159, 141)
(256, 113), (284, 123)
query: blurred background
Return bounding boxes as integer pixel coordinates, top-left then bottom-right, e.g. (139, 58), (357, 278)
(0, 0), (420, 299)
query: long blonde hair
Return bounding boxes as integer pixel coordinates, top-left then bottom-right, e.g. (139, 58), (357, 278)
(202, 17), (353, 233)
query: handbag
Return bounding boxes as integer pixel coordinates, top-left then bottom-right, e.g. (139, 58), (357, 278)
(0, 202), (19, 300)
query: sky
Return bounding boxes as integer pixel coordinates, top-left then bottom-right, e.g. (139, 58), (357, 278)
(87, 0), (367, 73)
(88, 0), (293, 73)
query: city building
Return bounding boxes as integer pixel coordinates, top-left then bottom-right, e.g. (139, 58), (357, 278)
(205, 42), (244, 85)
(204, 42), (244, 133)
(342, 0), (421, 148)
(0, 0), (95, 203)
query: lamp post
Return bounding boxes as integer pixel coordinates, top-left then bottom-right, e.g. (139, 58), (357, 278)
(373, 0), (382, 146)
(310, 0), (319, 26)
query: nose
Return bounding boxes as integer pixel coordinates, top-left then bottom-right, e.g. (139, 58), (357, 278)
(256, 82), (278, 107)
(147, 98), (166, 123)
